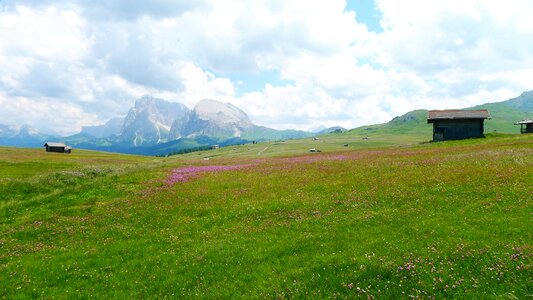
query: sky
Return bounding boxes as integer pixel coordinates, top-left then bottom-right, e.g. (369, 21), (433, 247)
(1, 0), (533, 135)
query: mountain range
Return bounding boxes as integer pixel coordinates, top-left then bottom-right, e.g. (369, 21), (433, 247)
(0, 124), (48, 148)
(0, 96), (312, 155)
(1, 91), (532, 155)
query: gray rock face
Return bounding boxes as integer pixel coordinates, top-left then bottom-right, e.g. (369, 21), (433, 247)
(120, 95), (190, 146)
(87, 96), (257, 146)
(81, 117), (124, 138)
(168, 113), (192, 139)
(169, 99), (254, 139)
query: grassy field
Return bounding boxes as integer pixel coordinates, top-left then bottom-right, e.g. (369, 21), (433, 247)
(1, 134), (532, 298)
(179, 126), (432, 159)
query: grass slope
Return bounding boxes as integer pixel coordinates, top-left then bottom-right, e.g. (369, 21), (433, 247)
(473, 103), (531, 134)
(499, 90), (533, 112)
(1, 135), (532, 298)
(339, 91), (533, 140)
(177, 112), (432, 159)
(242, 126), (314, 141)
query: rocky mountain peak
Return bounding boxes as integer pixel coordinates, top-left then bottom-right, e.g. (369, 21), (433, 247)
(134, 95), (162, 109)
(120, 95), (190, 146)
(0, 124), (47, 147)
(17, 125), (41, 137)
(193, 99), (252, 126)
(0, 124), (42, 137)
(169, 99), (254, 139)
(134, 95), (155, 107)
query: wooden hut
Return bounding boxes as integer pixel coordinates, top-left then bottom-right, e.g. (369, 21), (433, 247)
(427, 109), (491, 142)
(515, 119), (533, 133)
(44, 142), (72, 153)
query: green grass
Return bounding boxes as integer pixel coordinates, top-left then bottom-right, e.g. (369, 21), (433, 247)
(0, 147), (149, 179)
(178, 129), (431, 160)
(475, 103), (532, 134)
(1, 135), (532, 298)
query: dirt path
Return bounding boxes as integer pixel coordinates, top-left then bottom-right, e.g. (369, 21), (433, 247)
(257, 144), (272, 155)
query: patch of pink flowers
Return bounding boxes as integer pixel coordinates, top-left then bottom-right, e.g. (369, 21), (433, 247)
(165, 164), (256, 186)
(280, 154), (349, 164)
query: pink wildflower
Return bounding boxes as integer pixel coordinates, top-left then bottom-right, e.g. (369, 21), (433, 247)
(165, 164), (256, 185)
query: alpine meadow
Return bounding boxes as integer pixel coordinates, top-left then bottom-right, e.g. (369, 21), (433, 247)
(2, 0), (533, 299)
(1, 132), (532, 298)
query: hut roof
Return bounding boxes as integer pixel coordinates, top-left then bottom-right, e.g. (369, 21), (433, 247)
(515, 119), (533, 125)
(44, 142), (67, 147)
(428, 109), (491, 121)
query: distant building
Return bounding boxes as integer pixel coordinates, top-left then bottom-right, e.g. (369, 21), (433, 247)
(515, 119), (533, 134)
(427, 109), (491, 142)
(211, 144), (220, 150)
(44, 142), (72, 153)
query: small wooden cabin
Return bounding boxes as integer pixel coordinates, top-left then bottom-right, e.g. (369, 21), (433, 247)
(44, 142), (72, 153)
(427, 109), (491, 142)
(515, 119), (533, 134)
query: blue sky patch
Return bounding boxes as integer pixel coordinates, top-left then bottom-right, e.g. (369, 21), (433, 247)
(222, 70), (295, 95)
(345, 0), (383, 33)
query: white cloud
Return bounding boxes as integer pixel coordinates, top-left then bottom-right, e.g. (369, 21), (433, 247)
(177, 63), (235, 104)
(0, 93), (100, 135)
(377, 0), (533, 76)
(0, 5), (91, 92)
(0, 6), (90, 62)
(0, 0), (532, 135)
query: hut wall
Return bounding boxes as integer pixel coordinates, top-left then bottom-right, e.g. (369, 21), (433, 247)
(47, 146), (66, 153)
(432, 119), (484, 141)
(526, 124), (533, 133)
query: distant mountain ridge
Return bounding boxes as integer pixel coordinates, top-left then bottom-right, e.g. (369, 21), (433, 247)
(0, 124), (48, 147)
(81, 118), (123, 138)
(0, 95), (313, 155)
(1, 91), (532, 155)
(316, 126), (348, 134)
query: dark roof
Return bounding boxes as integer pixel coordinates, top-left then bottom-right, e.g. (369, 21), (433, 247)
(515, 119), (533, 125)
(427, 109), (491, 121)
(44, 142), (67, 147)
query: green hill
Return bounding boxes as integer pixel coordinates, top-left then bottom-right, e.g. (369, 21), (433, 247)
(500, 90), (533, 111)
(473, 91), (533, 133)
(346, 91), (533, 137)
(349, 109), (431, 135)
(472, 102), (530, 133)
